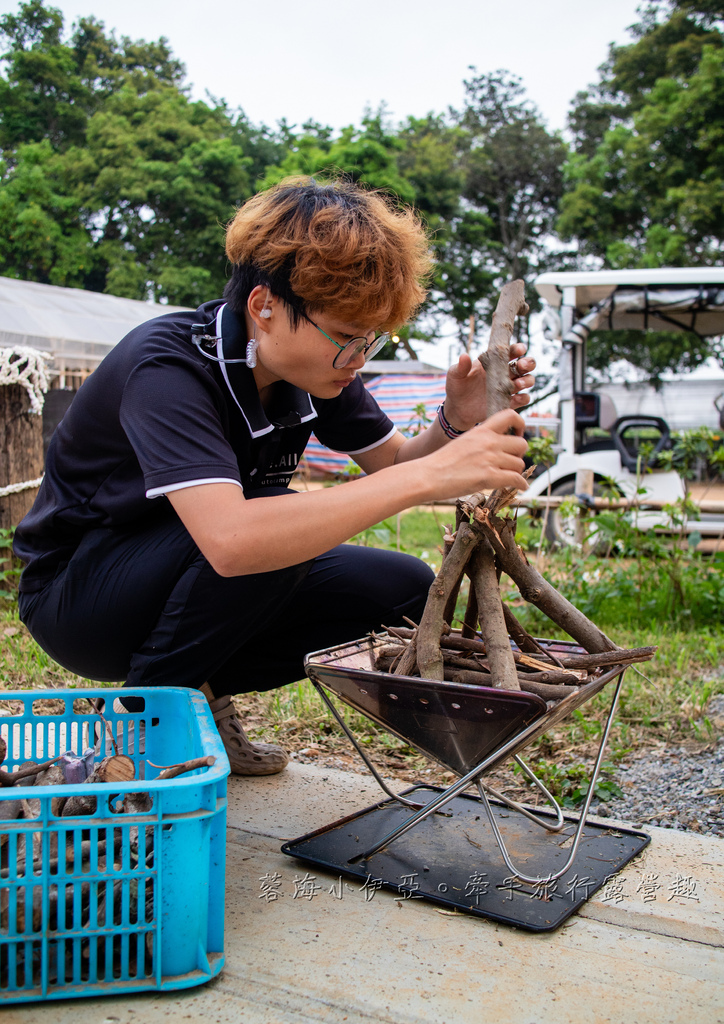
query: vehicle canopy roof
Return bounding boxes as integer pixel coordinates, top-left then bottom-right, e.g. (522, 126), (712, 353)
(534, 268), (724, 340)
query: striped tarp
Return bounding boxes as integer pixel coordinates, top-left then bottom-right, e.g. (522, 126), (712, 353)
(301, 373), (447, 477)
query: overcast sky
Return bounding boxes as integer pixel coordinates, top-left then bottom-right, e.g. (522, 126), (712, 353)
(2, 0), (643, 133)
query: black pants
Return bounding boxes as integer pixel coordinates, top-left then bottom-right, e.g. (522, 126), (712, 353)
(18, 505), (433, 698)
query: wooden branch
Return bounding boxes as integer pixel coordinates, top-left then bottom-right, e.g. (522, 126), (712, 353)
(393, 628), (420, 676)
(0, 755), (62, 788)
(89, 697), (119, 756)
(461, 579), (479, 639)
(473, 509), (619, 654)
(502, 600), (543, 655)
(380, 628), (654, 670)
(416, 523), (478, 680)
(481, 279), (527, 418)
(442, 524), (455, 561)
(375, 648), (490, 674)
(157, 755), (215, 780)
(469, 537), (520, 690)
(444, 668), (582, 700)
(559, 646), (656, 668)
(465, 280), (529, 515)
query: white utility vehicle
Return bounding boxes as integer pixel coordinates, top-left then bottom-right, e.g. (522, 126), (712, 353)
(526, 268), (724, 546)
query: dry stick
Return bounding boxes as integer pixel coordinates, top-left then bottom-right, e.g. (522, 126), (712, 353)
(469, 537), (520, 690)
(376, 648), (492, 675)
(473, 510), (618, 654)
(156, 755), (215, 780)
(482, 280), (526, 413)
(461, 582), (479, 639)
(442, 524), (455, 562)
(416, 523), (479, 680)
(387, 615), (425, 676)
(502, 602), (546, 655)
(456, 282), (532, 684)
(380, 629), (655, 670)
(0, 755), (62, 788)
(381, 626), (411, 644)
(440, 510), (476, 635)
(501, 603), (567, 669)
(445, 668), (577, 701)
(89, 697), (119, 756)
(392, 629), (420, 677)
(442, 568), (467, 630)
(451, 281), (528, 688)
(466, 280), (529, 516)
(552, 647), (656, 669)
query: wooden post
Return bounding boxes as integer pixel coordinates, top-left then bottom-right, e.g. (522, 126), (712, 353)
(574, 468), (594, 546)
(0, 384), (44, 532)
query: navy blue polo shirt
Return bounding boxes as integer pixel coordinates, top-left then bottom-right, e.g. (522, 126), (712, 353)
(14, 301), (395, 591)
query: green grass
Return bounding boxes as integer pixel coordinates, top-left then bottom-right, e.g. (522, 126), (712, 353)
(348, 507), (451, 574)
(2, 506), (722, 776)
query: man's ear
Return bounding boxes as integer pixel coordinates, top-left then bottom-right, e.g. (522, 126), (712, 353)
(247, 285), (274, 333)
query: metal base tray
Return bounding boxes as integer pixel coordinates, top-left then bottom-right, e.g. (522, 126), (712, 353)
(282, 786), (650, 933)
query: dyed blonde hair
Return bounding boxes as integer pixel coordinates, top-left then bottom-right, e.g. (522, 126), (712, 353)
(224, 176), (433, 331)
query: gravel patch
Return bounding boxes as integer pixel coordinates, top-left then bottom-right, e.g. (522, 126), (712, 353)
(289, 696), (724, 838)
(590, 735), (724, 836)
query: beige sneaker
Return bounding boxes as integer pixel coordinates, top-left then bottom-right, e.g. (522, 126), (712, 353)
(199, 685), (289, 776)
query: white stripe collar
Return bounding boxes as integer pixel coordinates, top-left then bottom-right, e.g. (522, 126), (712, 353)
(214, 303), (317, 438)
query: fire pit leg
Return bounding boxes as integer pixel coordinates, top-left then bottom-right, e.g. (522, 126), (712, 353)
(312, 681), (424, 811)
(474, 669), (627, 884)
(478, 757), (566, 833)
(350, 668), (627, 875)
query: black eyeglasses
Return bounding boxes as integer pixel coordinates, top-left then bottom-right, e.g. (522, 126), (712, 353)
(306, 317), (390, 368)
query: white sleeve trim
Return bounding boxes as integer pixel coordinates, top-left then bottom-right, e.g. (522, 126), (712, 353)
(146, 477), (243, 499)
(344, 425), (398, 455)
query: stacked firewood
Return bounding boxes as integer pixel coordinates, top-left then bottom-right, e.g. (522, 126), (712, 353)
(0, 710), (215, 984)
(372, 626), (657, 702)
(373, 282), (656, 700)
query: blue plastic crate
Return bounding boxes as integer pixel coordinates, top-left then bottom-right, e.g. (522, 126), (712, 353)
(0, 687), (230, 1003)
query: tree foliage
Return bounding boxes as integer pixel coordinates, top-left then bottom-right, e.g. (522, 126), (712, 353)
(434, 71), (570, 346)
(2, 0), (724, 380)
(560, 2), (724, 270)
(559, 2), (724, 379)
(0, 1), (253, 304)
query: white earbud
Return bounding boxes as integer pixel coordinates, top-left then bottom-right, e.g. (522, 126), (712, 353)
(260, 308), (271, 319)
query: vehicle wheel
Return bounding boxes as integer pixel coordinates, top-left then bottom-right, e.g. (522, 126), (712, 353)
(543, 479), (612, 552)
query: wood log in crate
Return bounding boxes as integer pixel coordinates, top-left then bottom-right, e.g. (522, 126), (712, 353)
(0, 725), (216, 981)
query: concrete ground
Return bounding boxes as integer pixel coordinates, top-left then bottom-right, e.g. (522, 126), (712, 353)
(4, 762), (723, 1024)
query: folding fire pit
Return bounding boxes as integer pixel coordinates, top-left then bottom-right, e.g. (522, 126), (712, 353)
(284, 282), (651, 930)
(281, 634), (649, 932)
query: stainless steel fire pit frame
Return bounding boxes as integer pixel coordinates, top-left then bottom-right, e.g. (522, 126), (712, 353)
(304, 634), (629, 885)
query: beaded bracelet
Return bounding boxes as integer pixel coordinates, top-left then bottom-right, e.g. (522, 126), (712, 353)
(437, 403), (467, 440)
